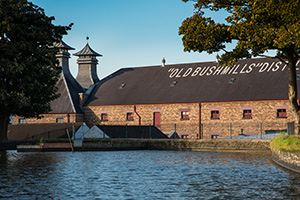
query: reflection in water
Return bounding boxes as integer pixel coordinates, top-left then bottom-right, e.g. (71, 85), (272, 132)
(0, 150), (300, 199)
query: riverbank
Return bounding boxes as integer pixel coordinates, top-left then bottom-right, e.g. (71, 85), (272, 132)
(270, 135), (300, 173)
(13, 139), (271, 152)
(75, 138), (271, 152)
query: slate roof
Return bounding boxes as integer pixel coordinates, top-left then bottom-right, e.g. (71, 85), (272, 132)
(50, 40), (85, 114)
(85, 58), (300, 106)
(96, 125), (168, 139)
(50, 72), (85, 113)
(73, 43), (102, 57)
(53, 40), (75, 50)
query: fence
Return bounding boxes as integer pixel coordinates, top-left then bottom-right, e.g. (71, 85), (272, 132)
(16, 121), (292, 140)
(96, 120), (293, 139)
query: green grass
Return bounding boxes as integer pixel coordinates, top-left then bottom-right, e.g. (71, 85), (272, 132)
(271, 135), (300, 153)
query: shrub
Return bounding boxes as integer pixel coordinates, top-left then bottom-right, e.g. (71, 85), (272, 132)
(271, 135), (300, 152)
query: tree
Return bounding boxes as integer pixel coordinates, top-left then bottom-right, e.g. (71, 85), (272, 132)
(179, 0), (300, 136)
(0, 0), (72, 141)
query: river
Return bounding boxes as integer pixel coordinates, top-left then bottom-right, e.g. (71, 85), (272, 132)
(0, 150), (299, 199)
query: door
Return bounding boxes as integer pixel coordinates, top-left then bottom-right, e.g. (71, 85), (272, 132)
(153, 112), (161, 126)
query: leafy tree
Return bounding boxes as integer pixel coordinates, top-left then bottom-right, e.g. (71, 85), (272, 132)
(0, 0), (72, 141)
(179, 0), (300, 136)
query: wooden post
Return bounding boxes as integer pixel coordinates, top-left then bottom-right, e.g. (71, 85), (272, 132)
(66, 129), (74, 152)
(260, 123), (262, 139)
(230, 123), (232, 139)
(201, 124), (203, 139)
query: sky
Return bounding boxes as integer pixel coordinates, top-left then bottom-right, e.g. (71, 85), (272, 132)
(30, 0), (229, 79)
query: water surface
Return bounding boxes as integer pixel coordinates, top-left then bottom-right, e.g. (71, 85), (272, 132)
(0, 150), (299, 199)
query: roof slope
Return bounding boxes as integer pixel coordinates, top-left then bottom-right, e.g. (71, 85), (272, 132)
(53, 40), (75, 50)
(73, 43), (102, 57)
(50, 72), (85, 113)
(86, 58), (300, 106)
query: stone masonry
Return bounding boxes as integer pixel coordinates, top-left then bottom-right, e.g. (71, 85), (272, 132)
(84, 99), (292, 139)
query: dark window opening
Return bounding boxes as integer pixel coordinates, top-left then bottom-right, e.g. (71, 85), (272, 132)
(211, 110), (220, 119)
(243, 110), (252, 119)
(181, 111), (189, 120)
(126, 112), (134, 121)
(19, 118), (26, 124)
(181, 135), (189, 139)
(101, 113), (108, 121)
(56, 118), (64, 123)
(277, 109), (287, 118)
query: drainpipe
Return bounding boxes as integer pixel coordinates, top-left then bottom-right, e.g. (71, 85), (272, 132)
(199, 103), (202, 139)
(134, 105), (141, 126)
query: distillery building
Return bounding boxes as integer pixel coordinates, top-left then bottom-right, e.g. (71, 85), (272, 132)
(11, 40), (299, 139)
(83, 57), (297, 139)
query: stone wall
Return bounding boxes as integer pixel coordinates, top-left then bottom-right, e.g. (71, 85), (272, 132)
(81, 139), (270, 152)
(201, 100), (292, 139)
(83, 100), (292, 139)
(84, 103), (200, 139)
(271, 148), (300, 173)
(13, 113), (84, 124)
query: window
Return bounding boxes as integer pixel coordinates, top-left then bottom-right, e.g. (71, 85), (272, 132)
(56, 118), (64, 123)
(126, 112), (134, 121)
(119, 83), (126, 89)
(101, 113), (108, 121)
(211, 110), (220, 119)
(243, 110), (252, 119)
(19, 118), (26, 124)
(228, 78), (236, 83)
(277, 109), (287, 118)
(170, 81), (177, 87)
(181, 111), (189, 120)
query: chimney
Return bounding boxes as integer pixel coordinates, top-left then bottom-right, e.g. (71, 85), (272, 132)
(73, 38), (102, 89)
(78, 93), (88, 106)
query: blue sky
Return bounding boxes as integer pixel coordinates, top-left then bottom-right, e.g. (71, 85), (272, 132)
(30, 0), (227, 79)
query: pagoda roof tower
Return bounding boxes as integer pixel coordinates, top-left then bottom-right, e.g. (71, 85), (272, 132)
(73, 38), (102, 89)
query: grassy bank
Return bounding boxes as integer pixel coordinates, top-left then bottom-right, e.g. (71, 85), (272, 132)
(271, 135), (300, 153)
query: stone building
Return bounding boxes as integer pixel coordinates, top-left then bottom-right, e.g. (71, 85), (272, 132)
(83, 57), (298, 139)
(12, 40), (299, 139)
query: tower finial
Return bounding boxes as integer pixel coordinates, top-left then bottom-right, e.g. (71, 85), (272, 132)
(86, 35), (89, 43)
(162, 57), (166, 67)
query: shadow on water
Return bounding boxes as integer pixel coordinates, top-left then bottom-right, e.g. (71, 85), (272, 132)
(0, 150), (300, 199)
(0, 151), (61, 199)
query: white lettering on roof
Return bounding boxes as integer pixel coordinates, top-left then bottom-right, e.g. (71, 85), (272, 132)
(168, 60), (295, 78)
